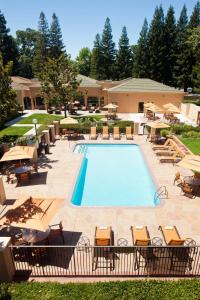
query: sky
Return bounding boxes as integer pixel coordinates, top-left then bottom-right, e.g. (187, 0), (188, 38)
(0, 0), (198, 58)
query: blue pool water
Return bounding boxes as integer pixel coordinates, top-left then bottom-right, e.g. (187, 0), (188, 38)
(71, 144), (159, 207)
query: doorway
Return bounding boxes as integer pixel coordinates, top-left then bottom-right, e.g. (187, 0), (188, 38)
(138, 102), (144, 113)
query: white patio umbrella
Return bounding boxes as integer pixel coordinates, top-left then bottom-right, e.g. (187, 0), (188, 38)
(60, 117), (78, 125)
(103, 103), (118, 109)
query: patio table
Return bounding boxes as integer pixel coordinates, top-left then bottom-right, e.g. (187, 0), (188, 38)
(14, 166), (32, 174)
(21, 228), (50, 245)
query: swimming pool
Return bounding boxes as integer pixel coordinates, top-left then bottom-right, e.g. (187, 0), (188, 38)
(71, 144), (159, 207)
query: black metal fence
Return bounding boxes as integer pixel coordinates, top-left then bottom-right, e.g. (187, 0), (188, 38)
(10, 245), (200, 278)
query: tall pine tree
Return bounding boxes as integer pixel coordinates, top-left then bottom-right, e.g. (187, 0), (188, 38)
(133, 18), (150, 78)
(33, 12), (49, 77)
(49, 13), (64, 58)
(115, 26), (132, 80)
(148, 5), (166, 82)
(163, 6), (177, 86)
(90, 34), (103, 79)
(76, 47), (91, 76)
(0, 10), (19, 75)
(189, 0), (200, 28)
(100, 17), (116, 79)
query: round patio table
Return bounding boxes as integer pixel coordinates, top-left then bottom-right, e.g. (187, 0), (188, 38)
(21, 228), (50, 245)
(14, 166), (32, 174)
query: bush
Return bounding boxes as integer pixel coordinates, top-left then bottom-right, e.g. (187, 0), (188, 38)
(170, 124), (200, 135)
(160, 129), (171, 137)
(181, 131), (200, 138)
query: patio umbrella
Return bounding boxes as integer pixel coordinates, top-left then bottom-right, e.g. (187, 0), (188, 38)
(163, 103), (180, 113)
(103, 103), (118, 109)
(146, 122), (170, 129)
(177, 155), (200, 173)
(60, 117), (78, 125)
(0, 197), (64, 232)
(0, 146), (36, 162)
(148, 104), (163, 113)
(144, 102), (154, 109)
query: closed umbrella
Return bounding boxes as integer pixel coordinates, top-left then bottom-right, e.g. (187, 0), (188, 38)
(60, 117), (78, 125)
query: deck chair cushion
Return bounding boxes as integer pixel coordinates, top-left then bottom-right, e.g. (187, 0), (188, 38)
(168, 239), (185, 246)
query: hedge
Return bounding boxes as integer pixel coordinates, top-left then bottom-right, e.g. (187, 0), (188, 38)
(1, 280), (200, 300)
(170, 124), (200, 135)
(60, 121), (134, 134)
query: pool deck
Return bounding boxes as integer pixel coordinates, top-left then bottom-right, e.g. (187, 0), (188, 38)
(1, 135), (200, 244)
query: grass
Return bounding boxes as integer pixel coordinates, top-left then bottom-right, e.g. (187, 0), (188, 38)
(180, 137), (200, 154)
(1, 280), (200, 300)
(0, 126), (32, 138)
(17, 113), (63, 125)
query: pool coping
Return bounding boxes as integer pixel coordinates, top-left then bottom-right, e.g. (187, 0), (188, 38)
(66, 141), (165, 209)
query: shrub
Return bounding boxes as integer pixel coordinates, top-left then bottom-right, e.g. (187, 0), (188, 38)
(181, 131), (200, 138)
(170, 124), (200, 135)
(160, 129), (171, 137)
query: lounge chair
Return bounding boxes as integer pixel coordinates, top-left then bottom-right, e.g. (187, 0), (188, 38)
(130, 226), (161, 271)
(159, 154), (181, 164)
(173, 172), (182, 185)
(159, 226), (185, 246)
(48, 221), (65, 244)
(102, 126), (109, 140)
(93, 226), (114, 271)
(155, 150), (176, 156)
(152, 139), (171, 151)
(126, 127), (133, 140)
(90, 127), (97, 140)
(113, 127), (120, 140)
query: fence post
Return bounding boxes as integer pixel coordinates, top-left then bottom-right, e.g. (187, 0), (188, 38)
(0, 176), (6, 205)
(0, 237), (15, 282)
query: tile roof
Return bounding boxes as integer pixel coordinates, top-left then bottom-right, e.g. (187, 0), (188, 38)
(107, 78), (184, 93)
(77, 75), (101, 88)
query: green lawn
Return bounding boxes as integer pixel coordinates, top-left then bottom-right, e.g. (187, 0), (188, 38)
(17, 113), (63, 125)
(0, 126), (32, 137)
(180, 138), (200, 154)
(1, 280), (200, 300)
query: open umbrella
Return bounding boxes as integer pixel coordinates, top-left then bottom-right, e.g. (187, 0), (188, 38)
(144, 102), (154, 109)
(148, 104), (163, 113)
(146, 121), (170, 129)
(60, 117), (78, 125)
(177, 155), (200, 173)
(0, 197), (64, 232)
(0, 146), (37, 162)
(103, 103), (118, 109)
(163, 103), (180, 113)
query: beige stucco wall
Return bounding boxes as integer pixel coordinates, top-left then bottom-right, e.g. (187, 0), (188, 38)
(181, 103), (200, 124)
(107, 92), (183, 113)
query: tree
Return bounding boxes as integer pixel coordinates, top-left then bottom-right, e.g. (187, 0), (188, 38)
(76, 47), (91, 76)
(188, 0), (200, 29)
(148, 5), (166, 82)
(33, 12), (49, 77)
(163, 6), (177, 85)
(133, 18), (150, 78)
(16, 28), (39, 78)
(115, 26), (132, 80)
(175, 5), (193, 91)
(39, 53), (80, 117)
(49, 13), (64, 58)
(0, 55), (18, 128)
(90, 34), (103, 79)
(0, 10), (19, 75)
(100, 17), (116, 79)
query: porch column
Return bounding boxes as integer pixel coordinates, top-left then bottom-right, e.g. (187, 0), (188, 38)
(0, 176), (6, 205)
(84, 94), (88, 107)
(31, 98), (35, 110)
(48, 125), (56, 143)
(53, 121), (60, 136)
(0, 237), (15, 282)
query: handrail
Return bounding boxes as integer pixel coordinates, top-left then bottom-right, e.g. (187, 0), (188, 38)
(154, 186), (168, 202)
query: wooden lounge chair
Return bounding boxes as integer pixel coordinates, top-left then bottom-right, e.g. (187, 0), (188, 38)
(102, 126), (109, 140)
(159, 154), (181, 164)
(155, 150), (176, 156)
(152, 139), (171, 151)
(90, 127), (97, 140)
(126, 127), (133, 140)
(113, 127), (120, 140)
(48, 221), (65, 244)
(93, 226), (113, 271)
(159, 226), (185, 246)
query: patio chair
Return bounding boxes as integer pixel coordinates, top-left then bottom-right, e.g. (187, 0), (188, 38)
(102, 127), (109, 140)
(92, 226), (114, 271)
(159, 154), (181, 164)
(17, 172), (30, 185)
(180, 182), (195, 198)
(152, 139), (171, 150)
(113, 127), (120, 140)
(173, 172), (182, 185)
(90, 127), (97, 140)
(126, 127), (133, 140)
(130, 226), (161, 271)
(47, 221), (65, 244)
(159, 225), (196, 272)
(155, 150), (176, 156)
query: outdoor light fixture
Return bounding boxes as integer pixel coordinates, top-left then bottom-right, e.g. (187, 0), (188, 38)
(32, 118), (38, 140)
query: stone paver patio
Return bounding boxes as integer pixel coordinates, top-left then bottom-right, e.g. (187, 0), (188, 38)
(1, 135), (200, 244)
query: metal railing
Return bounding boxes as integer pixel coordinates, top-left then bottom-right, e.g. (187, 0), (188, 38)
(10, 245), (200, 278)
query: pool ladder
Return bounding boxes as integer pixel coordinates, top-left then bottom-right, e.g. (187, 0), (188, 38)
(154, 186), (168, 203)
(79, 145), (87, 156)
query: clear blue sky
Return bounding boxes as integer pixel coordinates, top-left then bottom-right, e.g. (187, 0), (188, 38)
(0, 0), (198, 58)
